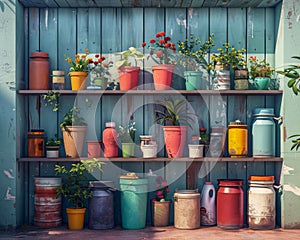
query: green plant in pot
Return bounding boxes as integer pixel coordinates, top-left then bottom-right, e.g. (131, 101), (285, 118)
(119, 118), (136, 158)
(115, 47), (144, 90)
(60, 106), (87, 158)
(155, 97), (194, 158)
(54, 158), (105, 230)
(177, 33), (215, 90)
(87, 54), (113, 90)
(277, 56), (300, 150)
(46, 133), (62, 158)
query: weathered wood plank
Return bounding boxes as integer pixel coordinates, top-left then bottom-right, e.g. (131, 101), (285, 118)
(87, 8), (101, 53)
(210, 8), (227, 53)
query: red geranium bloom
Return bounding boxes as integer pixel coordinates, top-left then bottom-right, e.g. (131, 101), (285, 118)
(101, 56), (106, 60)
(165, 36), (171, 42)
(157, 31), (166, 37)
(95, 54), (100, 58)
(156, 50), (163, 57)
(98, 58), (103, 63)
(164, 43), (170, 48)
(159, 39), (165, 45)
(142, 42), (146, 47)
(103, 63), (108, 67)
(170, 42), (175, 47)
(150, 39), (156, 44)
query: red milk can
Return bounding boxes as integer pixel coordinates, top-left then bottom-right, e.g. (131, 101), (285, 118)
(217, 179), (244, 229)
(29, 52), (50, 90)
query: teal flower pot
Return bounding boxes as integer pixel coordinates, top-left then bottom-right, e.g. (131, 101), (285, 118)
(254, 77), (270, 90)
(184, 71), (203, 90)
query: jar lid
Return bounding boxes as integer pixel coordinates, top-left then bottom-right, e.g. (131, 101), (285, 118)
(30, 52), (49, 58)
(105, 122), (116, 128)
(229, 120), (247, 126)
(218, 179), (243, 186)
(248, 175), (274, 181)
(89, 181), (114, 189)
(52, 70), (64, 75)
(252, 108), (274, 116)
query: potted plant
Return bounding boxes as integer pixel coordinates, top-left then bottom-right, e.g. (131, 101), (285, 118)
(277, 56), (300, 150)
(155, 97), (194, 158)
(177, 33), (215, 90)
(207, 43), (246, 90)
(142, 31), (177, 90)
(60, 106), (87, 158)
(119, 118), (136, 158)
(115, 47), (144, 90)
(151, 176), (171, 227)
(249, 56), (273, 90)
(87, 54), (113, 90)
(54, 158), (105, 230)
(64, 48), (92, 90)
(42, 90), (61, 112)
(188, 135), (204, 158)
(46, 134), (62, 158)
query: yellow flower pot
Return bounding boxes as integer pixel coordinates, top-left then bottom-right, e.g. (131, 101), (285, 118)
(69, 72), (88, 90)
(66, 208), (86, 230)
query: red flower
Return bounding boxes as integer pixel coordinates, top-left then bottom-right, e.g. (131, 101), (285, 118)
(109, 60), (114, 64)
(103, 63), (108, 67)
(101, 56), (106, 60)
(161, 180), (168, 187)
(95, 54), (100, 58)
(171, 47), (176, 51)
(93, 61), (98, 65)
(250, 56), (256, 61)
(158, 39), (165, 45)
(150, 39), (156, 44)
(170, 42), (175, 47)
(156, 50), (163, 57)
(98, 58), (103, 63)
(165, 36), (171, 42)
(142, 42), (146, 47)
(156, 31), (166, 37)
(151, 199), (157, 202)
(164, 43), (170, 48)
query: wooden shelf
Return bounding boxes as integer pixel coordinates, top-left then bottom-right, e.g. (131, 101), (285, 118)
(18, 90), (283, 96)
(17, 157), (283, 162)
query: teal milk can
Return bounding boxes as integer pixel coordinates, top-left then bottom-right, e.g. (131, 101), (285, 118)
(252, 108), (276, 157)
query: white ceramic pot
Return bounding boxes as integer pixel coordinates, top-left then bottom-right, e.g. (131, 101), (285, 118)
(46, 146), (59, 158)
(141, 144), (157, 158)
(188, 144), (204, 158)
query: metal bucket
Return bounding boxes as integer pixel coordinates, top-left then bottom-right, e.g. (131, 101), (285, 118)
(34, 177), (62, 228)
(248, 176), (275, 230)
(174, 190), (200, 229)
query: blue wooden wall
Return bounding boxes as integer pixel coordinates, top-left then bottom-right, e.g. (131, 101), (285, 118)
(21, 7), (282, 226)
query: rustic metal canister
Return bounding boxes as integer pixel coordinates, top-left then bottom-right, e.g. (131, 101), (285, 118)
(28, 130), (45, 157)
(228, 120), (248, 157)
(29, 52), (50, 90)
(52, 70), (64, 90)
(217, 179), (244, 229)
(252, 108), (276, 157)
(248, 176), (275, 230)
(174, 190), (200, 229)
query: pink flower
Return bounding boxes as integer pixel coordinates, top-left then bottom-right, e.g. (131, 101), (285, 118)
(161, 180), (168, 187)
(156, 190), (163, 197)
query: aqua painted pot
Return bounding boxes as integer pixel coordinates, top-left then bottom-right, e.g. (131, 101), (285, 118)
(254, 77), (270, 90)
(184, 71), (203, 90)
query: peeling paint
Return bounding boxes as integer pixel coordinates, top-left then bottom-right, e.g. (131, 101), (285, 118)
(282, 164), (295, 175)
(284, 184), (300, 196)
(4, 187), (15, 200)
(3, 169), (14, 179)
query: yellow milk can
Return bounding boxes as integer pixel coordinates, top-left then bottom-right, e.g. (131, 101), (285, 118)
(228, 120), (248, 157)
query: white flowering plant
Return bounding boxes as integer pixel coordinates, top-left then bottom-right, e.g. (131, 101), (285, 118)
(119, 120), (136, 143)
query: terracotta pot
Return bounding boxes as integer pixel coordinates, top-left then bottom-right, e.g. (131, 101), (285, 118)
(66, 208), (86, 230)
(62, 126), (87, 158)
(151, 200), (171, 227)
(152, 64), (175, 90)
(162, 126), (187, 158)
(87, 140), (102, 158)
(69, 72), (88, 90)
(118, 66), (140, 90)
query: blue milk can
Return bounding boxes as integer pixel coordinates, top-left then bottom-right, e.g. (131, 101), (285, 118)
(252, 108), (276, 157)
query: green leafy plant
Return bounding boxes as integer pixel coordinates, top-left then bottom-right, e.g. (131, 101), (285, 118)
(115, 47), (144, 68)
(177, 33), (215, 70)
(42, 91), (61, 112)
(60, 106), (87, 131)
(119, 118), (136, 143)
(277, 56), (300, 151)
(64, 48), (92, 72)
(207, 43), (246, 70)
(142, 31), (176, 65)
(155, 97), (194, 127)
(277, 56), (300, 95)
(46, 133), (62, 146)
(54, 158), (105, 208)
(249, 56), (273, 78)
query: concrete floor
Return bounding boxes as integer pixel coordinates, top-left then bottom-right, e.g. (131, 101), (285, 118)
(1, 225), (300, 240)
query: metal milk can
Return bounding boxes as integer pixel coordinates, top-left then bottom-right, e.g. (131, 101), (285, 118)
(252, 108), (276, 157)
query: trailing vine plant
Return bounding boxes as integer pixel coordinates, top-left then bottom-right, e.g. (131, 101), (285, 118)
(42, 91), (61, 112)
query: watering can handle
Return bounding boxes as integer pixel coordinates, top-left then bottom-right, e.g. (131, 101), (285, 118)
(274, 116), (283, 124)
